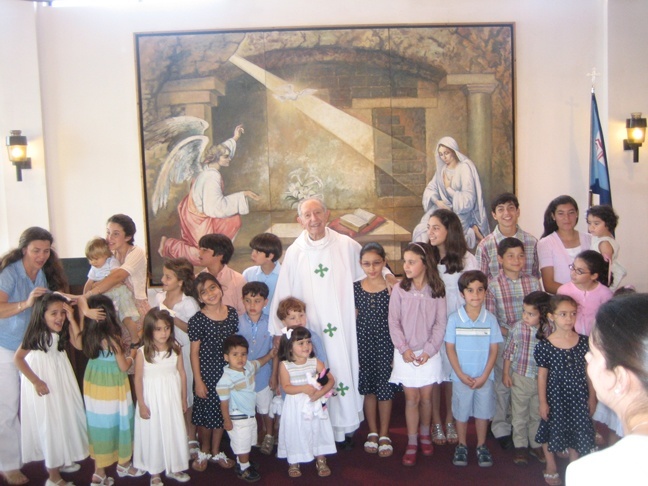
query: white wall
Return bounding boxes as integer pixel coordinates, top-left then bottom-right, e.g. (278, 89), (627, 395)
(1, 0), (646, 289)
(0, 0), (50, 249)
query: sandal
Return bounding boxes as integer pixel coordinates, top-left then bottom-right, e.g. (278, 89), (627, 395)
(150, 477), (163, 486)
(378, 436), (393, 458)
(260, 434), (275, 456)
(431, 423), (447, 446)
(0, 471), (29, 485)
(45, 480), (74, 486)
(543, 471), (562, 486)
(210, 451), (235, 469)
(288, 464), (301, 478)
(91, 474), (115, 486)
(166, 471), (191, 483)
(191, 451), (211, 472)
(419, 434), (434, 456)
(116, 463), (145, 478)
(402, 444), (417, 466)
(445, 422), (458, 445)
(188, 440), (200, 460)
(315, 457), (331, 477)
(364, 432), (379, 453)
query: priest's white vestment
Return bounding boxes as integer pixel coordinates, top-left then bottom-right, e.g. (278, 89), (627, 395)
(270, 228), (364, 441)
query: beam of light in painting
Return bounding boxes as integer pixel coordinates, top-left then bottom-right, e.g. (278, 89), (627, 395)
(229, 54), (424, 197)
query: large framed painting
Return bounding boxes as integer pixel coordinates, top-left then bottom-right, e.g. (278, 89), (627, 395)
(136, 24), (515, 285)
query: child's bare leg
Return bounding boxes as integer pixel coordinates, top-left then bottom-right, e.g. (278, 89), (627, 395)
(261, 413), (273, 438)
(198, 426), (211, 453)
(273, 414), (281, 441)
(211, 428), (225, 455)
(419, 385), (433, 429)
(568, 448), (579, 462)
(475, 418), (489, 447)
(403, 387), (421, 438)
(364, 394), (379, 434)
(185, 407), (196, 442)
(378, 398), (393, 438)
(543, 444), (558, 474)
(444, 382), (454, 424)
(431, 384), (442, 425)
(455, 420), (468, 446)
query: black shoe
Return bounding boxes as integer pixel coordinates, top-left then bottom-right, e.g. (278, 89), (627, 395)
(236, 464), (261, 483)
(335, 436), (355, 451)
(496, 434), (514, 450)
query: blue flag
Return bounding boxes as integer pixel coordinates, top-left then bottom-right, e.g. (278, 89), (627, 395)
(590, 92), (612, 206)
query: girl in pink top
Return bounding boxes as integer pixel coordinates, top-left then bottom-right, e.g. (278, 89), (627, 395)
(556, 250), (612, 336)
(388, 242), (447, 467)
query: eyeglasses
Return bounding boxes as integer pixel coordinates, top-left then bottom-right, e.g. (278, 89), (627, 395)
(568, 263), (590, 275)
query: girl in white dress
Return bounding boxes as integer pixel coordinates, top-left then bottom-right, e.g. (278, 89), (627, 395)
(14, 293), (88, 486)
(155, 258), (200, 457)
(277, 326), (336, 478)
(133, 308), (190, 484)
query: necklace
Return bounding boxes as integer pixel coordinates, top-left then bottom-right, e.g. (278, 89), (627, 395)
(630, 420), (648, 433)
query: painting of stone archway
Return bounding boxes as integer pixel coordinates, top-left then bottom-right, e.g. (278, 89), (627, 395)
(135, 25), (515, 285)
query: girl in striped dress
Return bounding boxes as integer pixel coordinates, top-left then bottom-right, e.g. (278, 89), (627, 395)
(81, 295), (144, 485)
(277, 326), (336, 478)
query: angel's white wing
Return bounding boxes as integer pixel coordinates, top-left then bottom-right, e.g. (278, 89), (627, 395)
(144, 116), (209, 151)
(152, 135), (209, 214)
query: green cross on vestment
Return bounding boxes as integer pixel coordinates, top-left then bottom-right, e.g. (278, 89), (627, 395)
(323, 323), (337, 337)
(336, 382), (349, 396)
(314, 263), (329, 278)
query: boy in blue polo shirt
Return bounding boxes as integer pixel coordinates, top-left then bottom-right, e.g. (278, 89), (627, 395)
(217, 335), (276, 482)
(445, 270), (502, 468)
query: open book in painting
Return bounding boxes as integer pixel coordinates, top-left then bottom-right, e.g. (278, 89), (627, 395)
(339, 208), (377, 232)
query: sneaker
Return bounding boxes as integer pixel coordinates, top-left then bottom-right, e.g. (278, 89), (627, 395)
(529, 446), (547, 464)
(236, 464), (261, 483)
(513, 447), (528, 465)
(496, 434), (514, 450)
(476, 445), (494, 467)
(452, 444), (468, 466)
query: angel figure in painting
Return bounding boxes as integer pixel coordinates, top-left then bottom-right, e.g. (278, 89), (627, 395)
(412, 136), (489, 249)
(148, 117), (259, 266)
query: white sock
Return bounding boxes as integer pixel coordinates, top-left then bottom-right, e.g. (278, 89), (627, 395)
(238, 461), (250, 471)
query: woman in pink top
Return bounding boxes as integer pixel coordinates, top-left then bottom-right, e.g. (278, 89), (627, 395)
(84, 214), (151, 350)
(537, 196), (591, 294)
(388, 243), (447, 467)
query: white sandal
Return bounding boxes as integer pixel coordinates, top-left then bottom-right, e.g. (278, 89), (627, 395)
(91, 474), (115, 486)
(188, 440), (200, 460)
(364, 432), (379, 453)
(378, 436), (393, 457)
(166, 471), (191, 483)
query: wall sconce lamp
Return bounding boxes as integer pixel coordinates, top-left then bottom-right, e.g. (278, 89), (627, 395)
(6, 130), (32, 181)
(623, 113), (647, 163)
